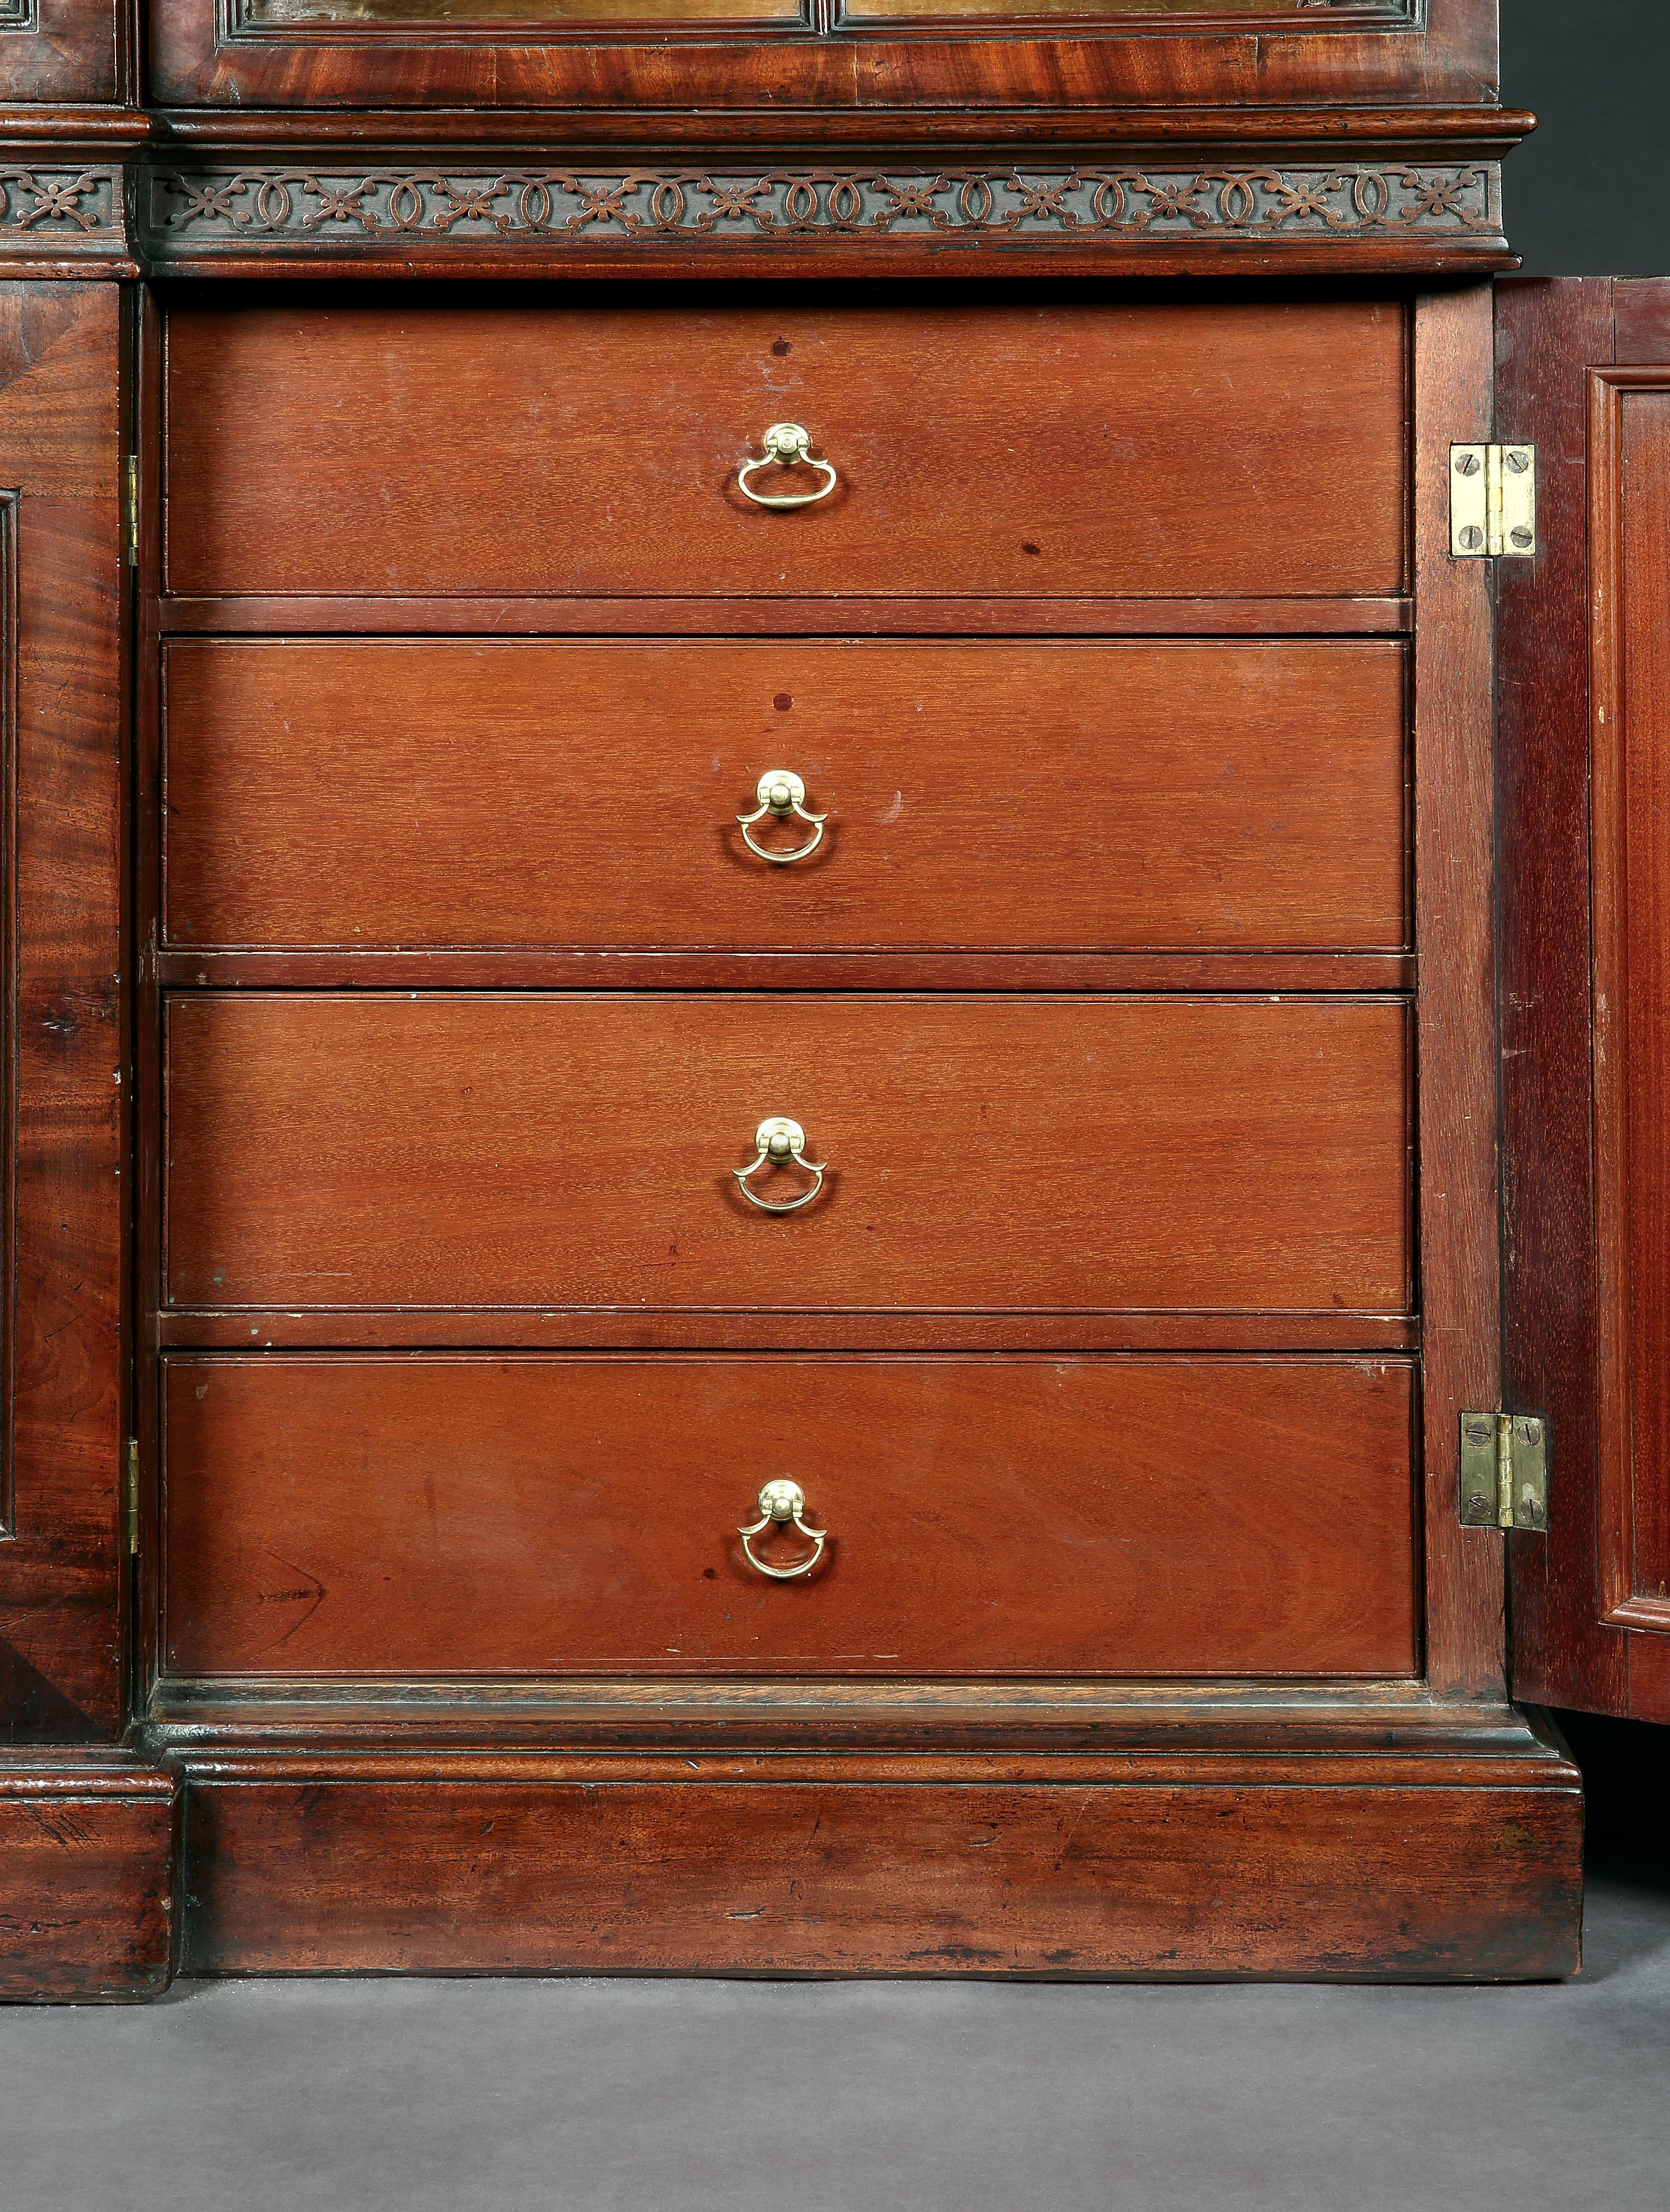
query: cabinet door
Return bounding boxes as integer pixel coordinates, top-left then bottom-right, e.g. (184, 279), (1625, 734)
(1500, 276), (1670, 1723)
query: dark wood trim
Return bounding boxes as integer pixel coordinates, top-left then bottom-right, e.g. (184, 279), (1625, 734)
(154, 1311), (1420, 1351)
(136, 160), (1506, 256)
(156, 594), (1415, 638)
(143, 104), (1537, 157)
(151, 954), (1416, 992)
(0, 164), (134, 278)
(143, 1673), (1535, 1743)
(1496, 279), (1625, 1719)
(0, 1749), (177, 1999)
(1589, 361), (1637, 1635)
(171, 1734), (1580, 1982)
(1412, 283), (1503, 1700)
(0, 490), (14, 1540)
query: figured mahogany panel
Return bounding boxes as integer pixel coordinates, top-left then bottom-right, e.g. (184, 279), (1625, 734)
(162, 296), (1407, 602)
(161, 1353), (1417, 1679)
(161, 639), (1408, 954)
(0, 0), (119, 100)
(146, 0), (1498, 115)
(162, 993), (1411, 1315)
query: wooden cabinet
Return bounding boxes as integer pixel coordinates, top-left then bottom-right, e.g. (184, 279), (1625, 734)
(2, 0), (1659, 1998)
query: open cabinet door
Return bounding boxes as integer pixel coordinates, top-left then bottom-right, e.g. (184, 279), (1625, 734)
(1500, 277), (1670, 1724)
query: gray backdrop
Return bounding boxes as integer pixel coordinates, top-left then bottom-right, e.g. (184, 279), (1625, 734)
(1507, 0), (1670, 274)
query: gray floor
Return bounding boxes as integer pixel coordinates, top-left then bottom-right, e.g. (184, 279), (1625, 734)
(0, 1868), (1666, 2212)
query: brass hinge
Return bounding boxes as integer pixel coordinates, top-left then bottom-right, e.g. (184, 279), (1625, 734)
(1450, 444), (1536, 558)
(1460, 1412), (1549, 1532)
(123, 1437), (139, 1556)
(122, 455), (138, 568)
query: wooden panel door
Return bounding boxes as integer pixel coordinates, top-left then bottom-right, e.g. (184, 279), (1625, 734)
(1499, 276), (1670, 1724)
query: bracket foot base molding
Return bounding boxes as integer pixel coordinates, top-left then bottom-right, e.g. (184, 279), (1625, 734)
(0, 1753), (179, 2001)
(165, 1716), (1582, 1983)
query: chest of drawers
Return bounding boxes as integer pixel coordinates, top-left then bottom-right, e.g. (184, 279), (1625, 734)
(2, 0), (1649, 1996)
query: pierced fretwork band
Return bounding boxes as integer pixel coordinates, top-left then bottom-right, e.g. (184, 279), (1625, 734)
(143, 162), (1503, 253)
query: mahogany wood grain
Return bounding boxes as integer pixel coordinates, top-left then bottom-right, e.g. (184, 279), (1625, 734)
(162, 295), (1407, 602)
(1495, 280), (1627, 1719)
(0, 1754), (177, 1999)
(1593, 373), (1670, 1631)
(177, 1761), (1582, 1982)
(161, 639), (1408, 955)
(152, 951), (1417, 994)
(160, 1352), (1418, 1680)
(146, 0), (1498, 114)
(1410, 286), (1501, 1701)
(1628, 1630), (1670, 1726)
(157, 595), (1415, 638)
(161, 993), (1412, 1316)
(0, 0), (118, 102)
(0, 287), (128, 1741)
(1612, 278), (1670, 368)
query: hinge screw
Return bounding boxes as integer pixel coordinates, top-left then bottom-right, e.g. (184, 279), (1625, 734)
(1455, 451), (1482, 476)
(1458, 526), (1484, 551)
(1505, 449), (1531, 474)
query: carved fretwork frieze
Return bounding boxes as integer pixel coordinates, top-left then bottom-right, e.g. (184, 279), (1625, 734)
(0, 166), (126, 258)
(142, 161), (1505, 259)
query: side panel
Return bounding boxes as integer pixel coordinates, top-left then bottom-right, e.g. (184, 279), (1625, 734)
(0, 285), (127, 1741)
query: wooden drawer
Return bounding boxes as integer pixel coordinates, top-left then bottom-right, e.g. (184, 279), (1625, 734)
(161, 639), (1408, 955)
(163, 993), (1410, 1315)
(163, 298), (1406, 603)
(160, 1354), (1418, 1679)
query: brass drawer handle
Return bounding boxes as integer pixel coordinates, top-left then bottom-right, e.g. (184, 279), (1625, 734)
(733, 1115), (827, 1214)
(736, 769), (827, 865)
(738, 1479), (828, 1581)
(736, 423), (838, 509)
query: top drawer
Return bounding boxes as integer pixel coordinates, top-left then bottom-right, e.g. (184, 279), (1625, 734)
(162, 297), (1407, 604)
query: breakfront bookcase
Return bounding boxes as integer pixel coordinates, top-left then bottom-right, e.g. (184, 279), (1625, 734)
(0, 0), (1664, 1995)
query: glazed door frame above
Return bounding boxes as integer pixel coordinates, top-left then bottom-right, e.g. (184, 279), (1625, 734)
(143, 0), (1497, 114)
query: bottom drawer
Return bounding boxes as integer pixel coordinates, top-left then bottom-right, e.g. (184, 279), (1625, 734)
(160, 1355), (1417, 1681)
